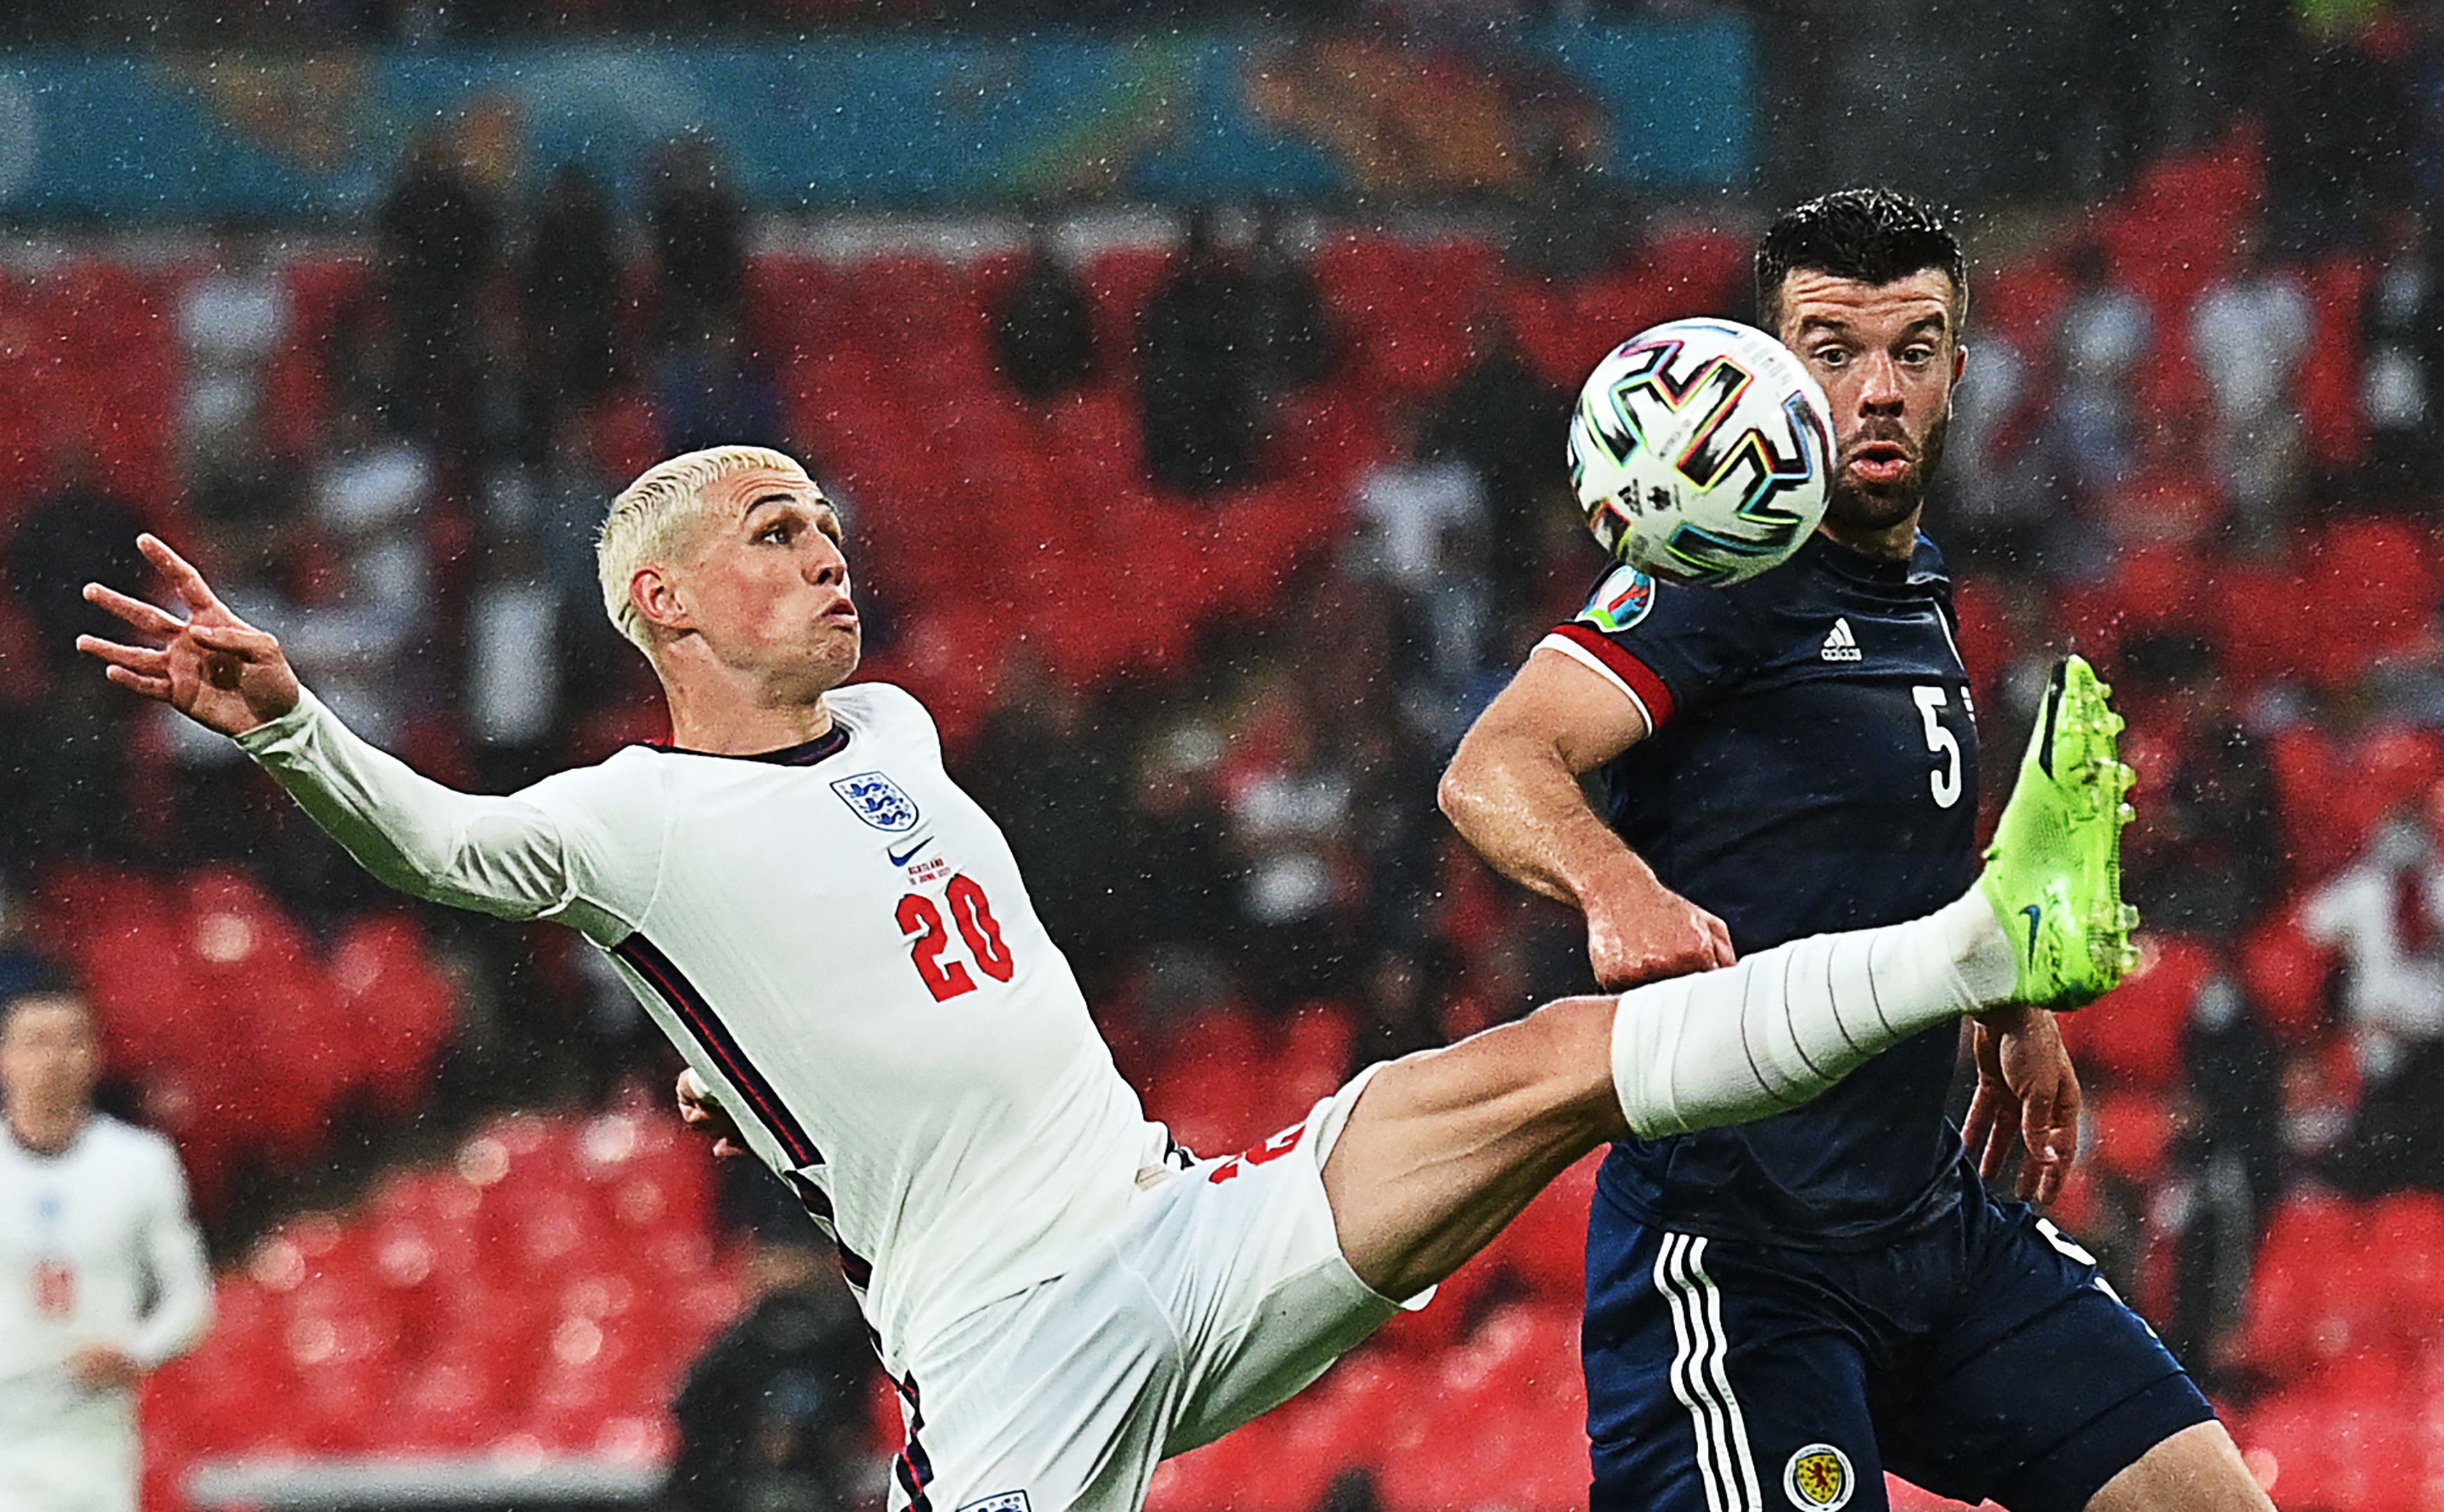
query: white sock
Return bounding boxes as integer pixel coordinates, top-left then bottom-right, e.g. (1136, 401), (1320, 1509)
(1610, 890), (2017, 1138)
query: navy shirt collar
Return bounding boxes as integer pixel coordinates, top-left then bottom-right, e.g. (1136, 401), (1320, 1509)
(1802, 529), (1948, 590)
(640, 725), (851, 766)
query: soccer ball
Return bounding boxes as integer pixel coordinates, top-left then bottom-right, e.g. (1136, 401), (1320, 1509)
(1566, 318), (1835, 587)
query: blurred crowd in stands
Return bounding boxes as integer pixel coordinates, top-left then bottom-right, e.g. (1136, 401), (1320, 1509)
(5, 3), (2444, 1504)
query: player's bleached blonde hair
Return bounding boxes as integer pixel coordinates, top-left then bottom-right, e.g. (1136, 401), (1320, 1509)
(596, 445), (811, 653)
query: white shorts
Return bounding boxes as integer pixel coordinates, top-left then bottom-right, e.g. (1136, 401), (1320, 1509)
(883, 1066), (1423, 1512)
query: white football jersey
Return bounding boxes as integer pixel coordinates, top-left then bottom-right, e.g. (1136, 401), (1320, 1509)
(0, 1116), (212, 1512)
(240, 682), (1173, 1368)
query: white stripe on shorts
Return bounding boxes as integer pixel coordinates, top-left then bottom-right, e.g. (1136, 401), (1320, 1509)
(1652, 1233), (1765, 1512)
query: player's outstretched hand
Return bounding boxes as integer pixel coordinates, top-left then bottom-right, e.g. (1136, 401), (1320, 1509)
(675, 1068), (749, 1160)
(76, 534), (300, 737)
(1584, 879), (1737, 990)
(1961, 1008), (2081, 1204)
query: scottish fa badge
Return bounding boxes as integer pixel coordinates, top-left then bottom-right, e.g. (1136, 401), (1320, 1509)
(956, 1495), (1030, 1512)
(831, 771), (920, 832)
(1783, 1443), (1854, 1511)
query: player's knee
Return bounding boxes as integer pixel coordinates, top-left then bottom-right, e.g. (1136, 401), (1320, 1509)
(2086, 1421), (2271, 1512)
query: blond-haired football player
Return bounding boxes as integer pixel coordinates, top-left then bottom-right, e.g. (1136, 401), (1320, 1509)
(80, 445), (2132, 1512)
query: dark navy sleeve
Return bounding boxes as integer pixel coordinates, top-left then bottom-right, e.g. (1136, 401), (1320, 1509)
(1542, 564), (1767, 732)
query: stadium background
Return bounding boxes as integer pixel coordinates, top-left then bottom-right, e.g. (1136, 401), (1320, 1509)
(0, 1), (2431, 1508)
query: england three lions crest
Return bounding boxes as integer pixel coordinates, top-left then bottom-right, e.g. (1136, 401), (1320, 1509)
(831, 771), (920, 832)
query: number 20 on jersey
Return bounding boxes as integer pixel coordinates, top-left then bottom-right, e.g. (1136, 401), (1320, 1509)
(896, 875), (1016, 1000)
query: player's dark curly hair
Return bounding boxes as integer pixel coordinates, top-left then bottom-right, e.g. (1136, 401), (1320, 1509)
(1755, 187), (1966, 328)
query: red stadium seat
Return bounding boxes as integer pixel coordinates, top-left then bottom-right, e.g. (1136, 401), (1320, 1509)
(1474, 1152), (1598, 1302)
(328, 913), (457, 1116)
(389, 1357), (513, 1451)
(2239, 1359), (2421, 1512)
(1142, 1009), (1290, 1157)
(2087, 1089), (2177, 1188)
(2297, 517), (2438, 688)
(1147, 1414), (1286, 1512)
(2061, 934), (2211, 1089)
(1376, 1304), (1586, 1511)
(2298, 255), (2375, 474)
(749, 253), (847, 358)
(2209, 555), (2307, 695)
(2241, 1192), (2387, 1378)
(2369, 1192), (2444, 1351)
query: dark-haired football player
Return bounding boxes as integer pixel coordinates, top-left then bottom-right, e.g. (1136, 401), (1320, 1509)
(1443, 188), (2270, 1512)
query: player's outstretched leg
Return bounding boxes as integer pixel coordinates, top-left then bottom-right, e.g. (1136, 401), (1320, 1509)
(1323, 657), (2142, 1303)
(1611, 651), (2140, 1139)
(1977, 653), (2142, 1010)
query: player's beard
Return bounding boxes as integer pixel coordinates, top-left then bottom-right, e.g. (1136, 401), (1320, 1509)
(1826, 408), (1951, 533)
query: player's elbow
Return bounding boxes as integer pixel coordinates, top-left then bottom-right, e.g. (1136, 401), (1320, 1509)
(1437, 727), (1525, 836)
(1435, 755), (1484, 832)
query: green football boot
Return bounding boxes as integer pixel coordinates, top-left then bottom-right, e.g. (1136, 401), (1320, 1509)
(1976, 654), (2142, 1009)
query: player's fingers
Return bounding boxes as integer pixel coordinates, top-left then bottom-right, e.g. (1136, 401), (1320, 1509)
(2033, 1145), (2068, 1205)
(2028, 1139), (2067, 1203)
(1992, 1113), (2025, 1187)
(1978, 1081), (2022, 1178)
(2022, 1091), (2070, 1203)
(1960, 1087), (2001, 1176)
(2045, 1105), (2079, 1200)
(1977, 1097), (2017, 1182)
(80, 583), (185, 639)
(189, 621), (272, 656)
(1674, 929), (1721, 977)
(75, 635), (169, 674)
(137, 533), (230, 617)
(1701, 910), (1738, 968)
(101, 663), (172, 700)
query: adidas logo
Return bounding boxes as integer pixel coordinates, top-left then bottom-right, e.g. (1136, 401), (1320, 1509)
(1820, 618), (1862, 662)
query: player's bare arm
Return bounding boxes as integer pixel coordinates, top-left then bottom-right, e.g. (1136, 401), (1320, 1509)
(75, 533), (300, 736)
(1440, 647), (1735, 988)
(82, 526), (632, 932)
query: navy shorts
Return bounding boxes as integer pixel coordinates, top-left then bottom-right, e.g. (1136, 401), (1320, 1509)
(1584, 1183), (2214, 1512)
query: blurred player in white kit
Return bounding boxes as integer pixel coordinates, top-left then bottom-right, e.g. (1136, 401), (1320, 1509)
(0, 990), (213, 1512)
(78, 445), (2128, 1512)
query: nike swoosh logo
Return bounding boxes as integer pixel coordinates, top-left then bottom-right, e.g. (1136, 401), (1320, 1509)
(2020, 903), (2043, 961)
(888, 836), (933, 867)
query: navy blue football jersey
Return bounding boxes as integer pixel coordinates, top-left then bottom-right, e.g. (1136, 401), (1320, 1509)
(1544, 532), (1981, 1246)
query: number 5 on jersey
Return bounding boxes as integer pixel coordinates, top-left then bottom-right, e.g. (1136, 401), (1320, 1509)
(897, 875), (1017, 1001)
(1912, 685), (1963, 810)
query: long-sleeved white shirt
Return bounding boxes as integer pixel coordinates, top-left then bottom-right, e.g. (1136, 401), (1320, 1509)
(0, 1115), (212, 1512)
(237, 681), (1171, 1371)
